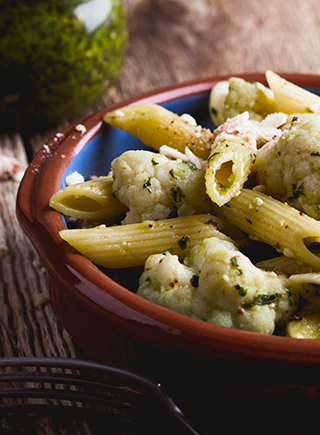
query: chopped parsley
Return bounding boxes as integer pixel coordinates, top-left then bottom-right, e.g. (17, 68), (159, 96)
(208, 152), (220, 162)
(151, 158), (159, 165)
(288, 182), (305, 201)
(143, 176), (152, 193)
(242, 293), (282, 310)
(168, 207), (178, 219)
(170, 185), (185, 202)
(234, 284), (247, 297)
(182, 161), (198, 170)
(286, 288), (295, 307)
(178, 235), (190, 250)
(231, 256), (239, 267)
(169, 169), (176, 179)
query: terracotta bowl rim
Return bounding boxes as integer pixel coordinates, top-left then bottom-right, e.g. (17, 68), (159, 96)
(16, 71), (320, 366)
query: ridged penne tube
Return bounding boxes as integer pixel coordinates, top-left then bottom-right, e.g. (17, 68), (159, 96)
(256, 256), (314, 276)
(50, 176), (128, 221)
(286, 303), (320, 339)
(103, 104), (214, 160)
(205, 136), (254, 206)
(211, 188), (320, 270)
(288, 273), (320, 308)
(266, 70), (320, 114)
(59, 214), (248, 269)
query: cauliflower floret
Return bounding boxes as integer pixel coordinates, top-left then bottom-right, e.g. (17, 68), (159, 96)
(111, 150), (212, 224)
(210, 77), (278, 126)
(137, 237), (299, 334)
(256, 114), (320, 220)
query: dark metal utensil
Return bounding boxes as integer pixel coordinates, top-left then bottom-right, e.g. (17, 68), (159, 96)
(0, 356), (200, 435)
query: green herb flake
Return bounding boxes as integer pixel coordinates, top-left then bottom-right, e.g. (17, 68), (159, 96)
(182, 161), (198, 170)
(288, 183), (305, 201)
(286, 288), (294, 307)
(242, 293), (282, 310)
(170, 185), (185, 202)
(169, 169), (176, 179)
(143, 176), (152, 193)
(231, 256), (239, 267)
(168, 206), (178, 219)
(178, 235), (190, 250)
(234, 284), (247, 297)
(208, 152), (220, 162)
(151, 158), (159, 165)
(311, 152), (320, 156)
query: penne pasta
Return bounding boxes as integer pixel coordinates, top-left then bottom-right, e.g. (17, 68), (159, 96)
(211, 188), (320, 270)
(285, 303), (320, 339)
(50, 175), (128, 221)
(256, 255), (314, 276)
(205, 135), (254, 206)
(266, 70), (320, 114)
(288, 273), (320, 308)
(103, 104), (214, 160)
(59, 214), (248, 269)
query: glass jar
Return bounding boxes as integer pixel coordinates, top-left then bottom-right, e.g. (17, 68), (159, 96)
(0, 0), (128, 130)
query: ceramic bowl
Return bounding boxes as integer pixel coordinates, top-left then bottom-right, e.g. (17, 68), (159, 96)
(16, 73), (320, 397)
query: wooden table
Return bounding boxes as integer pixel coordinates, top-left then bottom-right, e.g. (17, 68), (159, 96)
(1, 0), (320, 432)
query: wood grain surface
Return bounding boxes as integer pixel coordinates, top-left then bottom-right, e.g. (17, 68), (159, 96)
(2, 0), (320, 433)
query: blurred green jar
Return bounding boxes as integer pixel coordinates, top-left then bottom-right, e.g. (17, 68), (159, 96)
(0, 0), (128, 130)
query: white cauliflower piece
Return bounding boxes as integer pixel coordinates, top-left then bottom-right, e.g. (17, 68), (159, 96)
(256, 114), (320, 220)
(210, 77), (278, 126)
(111, 150), (212, 224)
(137, 237), (299, 334)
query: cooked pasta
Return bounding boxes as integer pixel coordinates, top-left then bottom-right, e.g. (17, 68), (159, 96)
(205, 135), (254, 206)
(286, 303), (320, 339)
(288, 273), (320, 308)
(266, 70), (320, 115)
(256, 255), (314, 276)
(211, 188), (320, 270)
(50, 71), (320, 338)
(59, 214), (248, 269)
(103, 104), (214, 160)
(49, 175), (128, 221)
